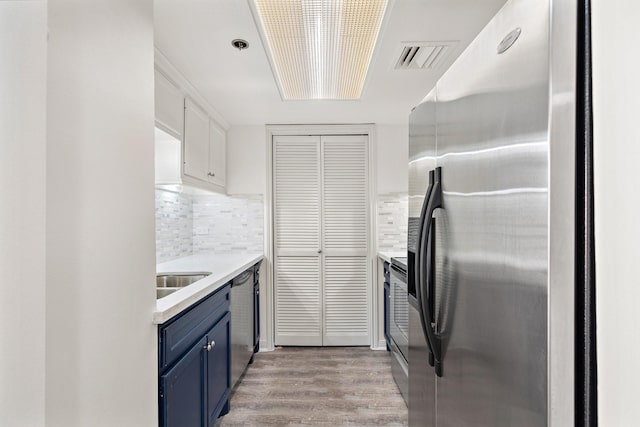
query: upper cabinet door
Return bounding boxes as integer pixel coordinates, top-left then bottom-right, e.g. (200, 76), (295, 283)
(183, 98), (210, 182)
(154, 69), (183, 138)
(208, 120), (226, 188)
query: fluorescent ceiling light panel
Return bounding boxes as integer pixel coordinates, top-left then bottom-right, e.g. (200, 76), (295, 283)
(253, 0), (388, 100)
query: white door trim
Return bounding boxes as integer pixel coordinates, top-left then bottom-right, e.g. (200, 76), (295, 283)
(263, 124), (378, 351)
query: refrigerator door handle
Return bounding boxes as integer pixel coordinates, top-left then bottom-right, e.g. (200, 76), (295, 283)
(419, 167), (443, 377)
(415, 170), (435, 366)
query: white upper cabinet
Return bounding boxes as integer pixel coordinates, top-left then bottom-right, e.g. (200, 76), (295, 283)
(154, 69), (183, 138)
(208, 120), (226, 188)
(183, 97), (226, 192)
(154, 60), (227, 194)
(155, 127), (181, 184)
(184, 97), (210, 182)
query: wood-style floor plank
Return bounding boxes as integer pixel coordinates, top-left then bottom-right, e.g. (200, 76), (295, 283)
(218, 347), (408, 426)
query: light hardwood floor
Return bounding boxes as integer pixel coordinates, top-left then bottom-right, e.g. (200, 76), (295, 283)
(218, 347), (408, 426)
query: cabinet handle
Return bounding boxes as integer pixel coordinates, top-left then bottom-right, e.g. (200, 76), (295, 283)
(210, 340), (216, 349)
(205, 343), (212, 351)
(207, 172), (215, 177)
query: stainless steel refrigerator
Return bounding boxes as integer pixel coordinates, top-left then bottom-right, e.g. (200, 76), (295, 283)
(407, 0), (596, 425)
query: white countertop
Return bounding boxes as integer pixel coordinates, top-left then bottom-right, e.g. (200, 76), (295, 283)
(377, 250), (407, 264)
(154, 252), (263, 324)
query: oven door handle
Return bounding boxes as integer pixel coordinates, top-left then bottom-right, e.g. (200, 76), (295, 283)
(415, 170), (435, 366)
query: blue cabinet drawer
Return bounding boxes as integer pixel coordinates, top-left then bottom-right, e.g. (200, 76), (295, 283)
(159, 284), (230, 371)
(383, 261), (390, 284)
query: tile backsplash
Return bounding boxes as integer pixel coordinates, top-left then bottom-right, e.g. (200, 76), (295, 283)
(155, 190), (193, 263)
(193, 194), (264, 254)
(156, 189), (405, 262)
(377, 192), (408, 252)
(155, 189), (264, 263)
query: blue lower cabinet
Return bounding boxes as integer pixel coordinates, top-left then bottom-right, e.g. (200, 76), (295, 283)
(159, 284), (231, 427)
(252, 283), (260, 355)
(384, 282), (390, 350)
(206, 312), (231, 425)
(253, 262), (261, 356)
(383, 261), (390, 350)
(160, 336), (207, 427)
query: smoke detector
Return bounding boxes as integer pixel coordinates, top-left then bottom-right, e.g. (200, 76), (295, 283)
(394, 41), (458, 70)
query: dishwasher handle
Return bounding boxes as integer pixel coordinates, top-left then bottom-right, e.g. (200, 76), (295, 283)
(231, 270), (253, 287)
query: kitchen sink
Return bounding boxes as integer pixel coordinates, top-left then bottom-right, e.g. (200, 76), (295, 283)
(156, 272), (211, 299)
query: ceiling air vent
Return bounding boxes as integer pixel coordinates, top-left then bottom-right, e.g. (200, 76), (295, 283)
(394, 42), (457, 70)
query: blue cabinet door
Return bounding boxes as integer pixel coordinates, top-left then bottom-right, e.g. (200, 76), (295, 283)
(384, 282), (390, 349)
(383, 261), (391, 349)
(160, 336), (206, 427)
(253, 283), (260, 353)
(206, 312), (231, 426)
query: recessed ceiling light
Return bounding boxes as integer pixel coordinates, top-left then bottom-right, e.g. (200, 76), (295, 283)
(251, 0), (389, 100)
(232, 39), (250, 51)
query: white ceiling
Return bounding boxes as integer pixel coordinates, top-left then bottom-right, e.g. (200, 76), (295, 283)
(154, 0), (507, 126)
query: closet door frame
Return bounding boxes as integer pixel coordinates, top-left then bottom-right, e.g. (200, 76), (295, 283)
(264, 124), (379, 351)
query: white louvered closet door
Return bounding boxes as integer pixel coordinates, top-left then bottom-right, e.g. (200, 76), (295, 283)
(274, 136), (322, 346)
(274, 134), (370, 347)
(321, 136), (369, 345)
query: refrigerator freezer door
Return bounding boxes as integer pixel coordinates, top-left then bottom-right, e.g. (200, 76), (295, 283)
(408, 90), (437, 426)
(408, 90), (438, 255)
(433, 0), (550, 426)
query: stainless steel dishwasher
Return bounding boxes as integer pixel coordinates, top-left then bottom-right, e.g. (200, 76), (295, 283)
(230, 267), (254, 388)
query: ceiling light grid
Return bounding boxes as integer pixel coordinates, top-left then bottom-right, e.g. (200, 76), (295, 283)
(253, 0), (388, 100)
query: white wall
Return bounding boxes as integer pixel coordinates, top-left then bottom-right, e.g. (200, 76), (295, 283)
(376, 124), (409, 194)
(593, 1), (640, 424)
(46, 1), (157, 426)
(226, 123), (408, 195)
(227, 125), (267, 195)
(0, 2), (47, 426)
